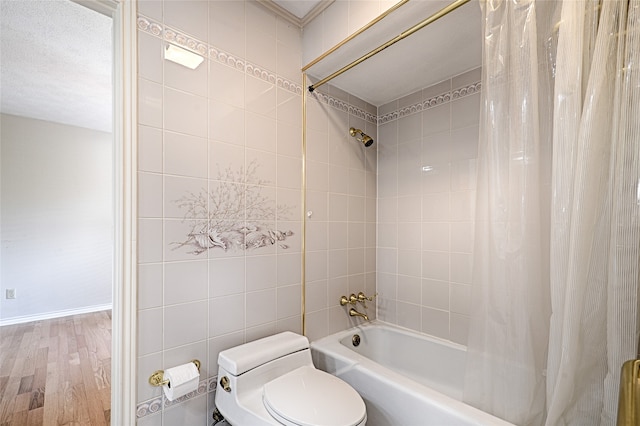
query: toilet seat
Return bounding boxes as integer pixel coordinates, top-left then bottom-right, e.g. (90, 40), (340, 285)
(263, 366), (367, 426)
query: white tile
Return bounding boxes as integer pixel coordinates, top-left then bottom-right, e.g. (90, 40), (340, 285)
(329, 305), (350, 334)
(246, 0), (277, 38)
(163, 175), (208, 219)
(138, 172), (163, 218)
(245, 76), (276, 118)
(209, 0), (245, 57)
(422, 192), (450, 222)
(138, 0), (162, 21)
(450, 190), (476, 222)
(377, 223), (397, 248)
(422, 251), (449, 281)
(450, 125), (479, 162)
(276, 221), (301, 253)
(277, 315), (302, 334)
(306, 190), (328, 221)
(423, 79), (451, 100)
(397, 222), (421, 250)
(327, 276), (348, 307)
(246, 149), (277, 185)
(421, 307), (449, 340)
(452, 67), (482, 89)
(277, 253), (301, 286)
(348, 222), (365, 248)
(164, 2), (208, 39)
(328, 164), (349, 194)
(163, 219), (204, 262)
(209, 61), (245, 108)
(246, 112), (277, 153)
(450, 159), (477, 191)
(138, 263), (163, 310)
(422, 279), (449, 310)
(164, 341), (207, 377)
(209, 256), (245, 297)
(164, 87), (207, 138)
(422, 130), (451, 165)
(138, 79), (163, 128)
(305, 309), (328, 342)
(137, 352), (162, 402)
(209, 99), (245, 146)
(327, 249), (348, 278)
(164, 50), (208, 97)
(323, 0), (349, 51)
(422, 163), (451, 194)
(164, 131), (208, 178)
(397, 140), (422, 196)
(450, 252), (472, 284)
(306, 161), (328, 192)
(138, 31), (162, 84)
(398, 275), (421, 303)
(450, 283), (471, 315)
(164, 300), (208, 349)
(138, 125), (163, 173)
(328, 222), (349, 250)
(246, 289), (276, 327)
(307, 221), (328, 251)
(348, 196), (365, 222)
(422, 103), (450, 136)
(365, 223), (377, 249)
(398, 90), (422, 109)
(246, 322), (277, 342)
(301, 14), (323, 65)
(422, 222), (450, 251)
(305, 250), (327, 282)
(136, 413), (161, 426)
(246, 255), (277, 291)
(328, 193), (348, 222)
(398, 249), (421, 277)
(277, 284), (301, 319)
(398, 113), (422, 142)
(377, 248), (397, 274)
(277, 88), (302, 129)
(307, 129), (329, 163)
(163, 394), (207, 426)
(307, 97), (329, 132)
(138, 307), (162, 356)
(277, 188), (302, 221)
(377, 198), (397, 223)
(348, 168), (366, 197)
(451, 93), (481, 129)
(210, 294), (245, 337)
(277, 121), (302, 158)
(397, 301), (421, 332)
(348, 248), (365, 275)
(397, 196), (421, 222)
(209, 140), (244, 181)
(277, 40), (301, 82)
(376, 272), (397, 300)
(277, 155), (301, 189)
(378, 120), (398, 145)
(164, 260), (208, 304)
(306, 280), (328, 312)
(138, 219), (163, 263)
(451, 222), (474, 253)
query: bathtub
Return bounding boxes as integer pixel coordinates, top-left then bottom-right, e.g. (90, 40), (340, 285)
(311, 322), (514, 426)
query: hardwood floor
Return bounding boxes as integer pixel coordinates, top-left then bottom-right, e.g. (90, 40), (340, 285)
(0, 310), (111, 426)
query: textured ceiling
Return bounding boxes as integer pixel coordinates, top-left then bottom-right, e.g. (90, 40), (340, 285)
(0, 0), (112, 133)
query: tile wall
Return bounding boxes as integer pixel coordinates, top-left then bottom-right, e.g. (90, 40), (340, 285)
(304, 85), (378, 341)
(135, 1), (304, 424)
(376, 67), (481, 345)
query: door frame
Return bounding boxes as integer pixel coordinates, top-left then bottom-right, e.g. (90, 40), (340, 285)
(77, 0), (138, 423)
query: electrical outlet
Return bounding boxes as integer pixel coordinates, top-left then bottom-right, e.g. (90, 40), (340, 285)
(6, 289), (16, 299)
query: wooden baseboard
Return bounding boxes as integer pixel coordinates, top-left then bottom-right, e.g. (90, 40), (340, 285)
(0, 304), (112, 326)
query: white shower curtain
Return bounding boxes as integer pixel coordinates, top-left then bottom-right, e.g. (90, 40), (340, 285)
(465, 0), (640, 424)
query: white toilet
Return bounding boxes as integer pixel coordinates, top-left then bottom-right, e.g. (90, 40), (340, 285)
(215, 331), (367, 426)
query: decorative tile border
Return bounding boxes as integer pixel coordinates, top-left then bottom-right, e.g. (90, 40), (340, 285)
(137, 15), (303, 96)
(379, 81), (482, 124)
(137, 377), (218, 419)
(309, 90), (378, 124)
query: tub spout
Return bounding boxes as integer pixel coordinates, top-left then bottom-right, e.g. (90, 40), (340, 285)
(349, 308), (369, 321)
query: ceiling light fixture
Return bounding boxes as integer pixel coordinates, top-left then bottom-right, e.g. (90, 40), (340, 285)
(164, 44), (204, 69)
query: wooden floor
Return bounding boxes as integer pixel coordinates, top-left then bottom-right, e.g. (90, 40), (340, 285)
(0, 310), (111, 426)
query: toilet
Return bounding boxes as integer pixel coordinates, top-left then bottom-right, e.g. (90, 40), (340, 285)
(215, 331), (367, 426)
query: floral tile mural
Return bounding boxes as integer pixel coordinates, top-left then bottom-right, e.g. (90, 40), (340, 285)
(171, 161), (294, 255)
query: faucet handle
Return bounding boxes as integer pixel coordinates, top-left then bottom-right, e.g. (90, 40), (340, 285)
(357, 291), (377, 302)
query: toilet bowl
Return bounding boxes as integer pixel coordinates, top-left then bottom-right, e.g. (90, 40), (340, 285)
(215, 331), (367, 426)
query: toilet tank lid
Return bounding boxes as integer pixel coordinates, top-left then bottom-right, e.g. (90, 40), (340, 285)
(218, 332), (310, 376)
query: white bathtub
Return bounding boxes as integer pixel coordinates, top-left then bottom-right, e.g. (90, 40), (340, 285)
(311, 322), (514, 426)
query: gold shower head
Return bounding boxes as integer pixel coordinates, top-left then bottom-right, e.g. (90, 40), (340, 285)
(349, 127), (374, 147)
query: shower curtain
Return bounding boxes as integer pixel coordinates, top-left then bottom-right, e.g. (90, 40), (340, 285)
(465, 0), (640, 425)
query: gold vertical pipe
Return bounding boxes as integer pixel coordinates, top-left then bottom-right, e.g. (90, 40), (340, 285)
(308, 0), (472, 92)
(301, 72), (308, 336)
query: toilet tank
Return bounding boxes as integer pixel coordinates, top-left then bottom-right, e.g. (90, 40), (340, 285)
(218, 331), (311, 376)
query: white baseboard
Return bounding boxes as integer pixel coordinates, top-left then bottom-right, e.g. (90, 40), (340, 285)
(0, 303), (112, 326)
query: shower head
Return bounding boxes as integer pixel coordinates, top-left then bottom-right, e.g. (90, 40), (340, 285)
(349, 127), (374, 147)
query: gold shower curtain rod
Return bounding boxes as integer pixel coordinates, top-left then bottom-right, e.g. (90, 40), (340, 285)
(307, 0), (472, 93)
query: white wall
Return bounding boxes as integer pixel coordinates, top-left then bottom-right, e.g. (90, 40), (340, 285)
(0, 113), (113, 323)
